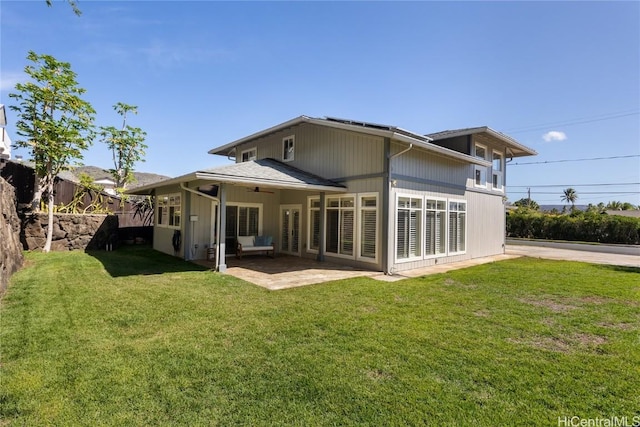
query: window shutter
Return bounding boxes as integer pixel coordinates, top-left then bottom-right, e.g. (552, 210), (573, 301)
(361, 210), (376, 258)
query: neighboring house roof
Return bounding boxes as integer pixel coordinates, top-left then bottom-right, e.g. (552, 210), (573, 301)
(426, 126), (537, 158)
(94, 177), (116, 185)
(208, 115), (493, 167)
(605, 210), (640, 218)
(129, 158), (346, 195)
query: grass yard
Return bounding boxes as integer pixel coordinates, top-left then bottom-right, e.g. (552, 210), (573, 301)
(1, 247), (638, 426)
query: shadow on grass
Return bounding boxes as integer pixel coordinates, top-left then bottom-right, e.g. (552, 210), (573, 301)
(86, 245), (208, 277)
(598, 264), (640, 274)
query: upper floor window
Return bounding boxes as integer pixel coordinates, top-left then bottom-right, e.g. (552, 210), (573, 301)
(241, 148), (257, 162)
(474, 143), (487, 160)
(283, 135), (295, 162)
(492, 151), (504, 190)
(474, 165), (487, 188)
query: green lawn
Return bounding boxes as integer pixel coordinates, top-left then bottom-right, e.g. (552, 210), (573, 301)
(1, 247), (638, 426)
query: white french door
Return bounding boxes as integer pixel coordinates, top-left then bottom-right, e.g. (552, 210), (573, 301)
(280, 205), (301, 256)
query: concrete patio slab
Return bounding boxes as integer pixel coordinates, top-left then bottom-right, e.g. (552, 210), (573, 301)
(193, 253), (520, 290)
(192, 243), (638, 290)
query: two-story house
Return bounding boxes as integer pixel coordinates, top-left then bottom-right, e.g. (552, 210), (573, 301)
(130, 116), (536, 274)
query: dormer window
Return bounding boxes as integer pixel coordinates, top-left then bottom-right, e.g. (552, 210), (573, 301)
(241, 148), (256, 162)
(283, 135), (295, 162)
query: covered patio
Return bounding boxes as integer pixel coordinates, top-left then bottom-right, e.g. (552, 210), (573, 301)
(193, 252), (518, 290)
(193, 254), (379, 290)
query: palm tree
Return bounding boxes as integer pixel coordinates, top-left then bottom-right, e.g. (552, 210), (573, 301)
(561, 188), (578, 211)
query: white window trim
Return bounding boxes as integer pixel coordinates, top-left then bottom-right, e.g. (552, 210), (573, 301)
(474, 165), (488, 189)
(394, 193), (424, 264)
(156, 192), (182, 230)
(306, 196), (320, 255)
(240, 147), (257, 162)
(424, 197), (448, 259)
(324, 193), (356, 260)
(226, 202), (263, 236)
(356, 192), (379, 264)
(492, 150), (504, 192)
(447, 199), (467, 256)
(474, 142), (487, 160)
(283, 135), (295, 162)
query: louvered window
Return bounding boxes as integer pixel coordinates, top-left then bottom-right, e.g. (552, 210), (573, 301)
(359, 195), (377, 260)
(425, 199), (446, 256)
(238, 207), (259, 236)
(309, 198), (321, 251)
(448, 201), (466, 254)
(396, 196), (422, 260)
(326, 196), (355, 256)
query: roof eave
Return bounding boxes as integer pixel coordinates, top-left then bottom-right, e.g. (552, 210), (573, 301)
(126, 173), (198, 195)
(428, 126), (537, 157)
(393, 133), (491, 166)
(208, 116), (434, 157)
(195, 171), (345, 192)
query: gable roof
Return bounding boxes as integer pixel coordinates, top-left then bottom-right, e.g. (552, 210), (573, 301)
(208, 115), (495, 166)
(426, 126), (537, 158)
(128, 158), (346, 195)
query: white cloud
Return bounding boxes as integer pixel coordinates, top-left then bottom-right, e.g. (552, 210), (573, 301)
(0, 72), (26, 91)
(542, 131), (567, 142)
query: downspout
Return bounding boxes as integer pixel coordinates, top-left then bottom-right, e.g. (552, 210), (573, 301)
(385, 142), (413, 275)
(389, 143), (413, 162)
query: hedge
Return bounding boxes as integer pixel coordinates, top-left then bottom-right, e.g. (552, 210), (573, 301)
(506, 211), (640, 245)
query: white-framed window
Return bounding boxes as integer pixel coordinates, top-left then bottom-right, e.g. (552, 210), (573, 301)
(358, 193), (378, 262)
(307, 193), (378, 263)
(241, 148), (257, 162)
(425, 198), (446, 257)
(326, 195), (355, 257)
(448, 200), (467, 255)
(283, 135), (295, 162)
(474, 165), (487, 188)
(492, 151), (503, 191)
(396, 195), (422, 261)
(474, 143), (487, 160)
(308, 197), (321, 253)
(226, 203), (262, 237)
(157, 193), (181, 229)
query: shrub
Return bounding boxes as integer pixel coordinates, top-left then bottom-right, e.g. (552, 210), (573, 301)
(506, 210), (640, 245)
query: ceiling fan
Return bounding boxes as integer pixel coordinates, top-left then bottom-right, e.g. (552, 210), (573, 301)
(247, 186), (275, 194)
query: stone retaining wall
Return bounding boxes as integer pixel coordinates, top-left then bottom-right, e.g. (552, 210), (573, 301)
(21, 213), (119, 251)
(1, 177), (24, 294)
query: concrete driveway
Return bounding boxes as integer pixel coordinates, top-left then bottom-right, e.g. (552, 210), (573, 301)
(506, 243), (639, 268)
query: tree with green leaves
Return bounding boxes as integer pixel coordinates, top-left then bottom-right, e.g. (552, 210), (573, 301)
(9, 51), (95, 252)
(561, 187), (578, 211)
(99, 103), (147, 191)
(513, 197), (540, 210)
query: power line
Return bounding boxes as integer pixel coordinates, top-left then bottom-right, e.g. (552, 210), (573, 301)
(510, 154), (640, 166)
(509, 191), (639, 195)
(505, 109), (639, 134)
(509, 182), (640, 188)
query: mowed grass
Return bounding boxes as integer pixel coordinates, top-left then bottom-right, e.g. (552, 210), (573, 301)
(1, 247), (638, 426)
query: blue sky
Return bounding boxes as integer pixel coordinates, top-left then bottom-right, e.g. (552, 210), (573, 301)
(1, 1), (639, 206)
